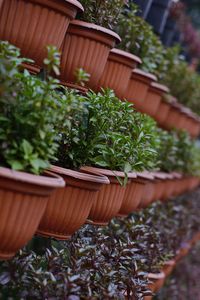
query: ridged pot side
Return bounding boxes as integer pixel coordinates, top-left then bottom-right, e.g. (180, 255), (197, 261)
(98, 49), (141, 99)
(0, 167), (65, 260)
(0, 0), (83, 68)
(37, 166), (109, 239)
(118, 179), (144, 217)
(88, 176), (126, 225)
(154, 100), (171, 126)
(124, 69), (156, 112)
(139, 181), (155, 209)
(59, 20), (121, 89)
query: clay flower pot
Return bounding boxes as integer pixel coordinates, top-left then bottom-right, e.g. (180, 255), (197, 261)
(162, 260), (175, 277)
(164, 101), (183, 130)
(97, 49), (141, 99)
(81, 166), (128, 225)
(59, 20), (121, 89)
(152, 172), (169, 201)
(37, 165), (109, 240)
(147, 272), (166, 293)
(0, 0), (83, 70)
(0, 167), (65, 260)
(154, 98), (171, 127)
(118, 172), (144, 217)
(188, 176), (200, 191)
(175, 242), (191, 261)
(137, 172), (155, 209)
(160, 173), (175, 201)
(124, 69), (157, 112)
(142, 82), (169, 117)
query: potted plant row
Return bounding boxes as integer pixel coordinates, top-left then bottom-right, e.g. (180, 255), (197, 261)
(1, 41), (200, 260)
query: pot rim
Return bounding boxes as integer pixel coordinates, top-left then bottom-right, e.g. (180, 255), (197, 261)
(81, 166), (126, 178)
(0, 166), (65, 188)
(29, 0), (84, 14)
(136, 171), (154, 180)
(132, 68), (157, 82)
(110, 48), (142, 65)
(147, 272), (165, 280)
(69, 20), (121, 43)
(51, 165), (110, 184)
(150, 82), (170, 94)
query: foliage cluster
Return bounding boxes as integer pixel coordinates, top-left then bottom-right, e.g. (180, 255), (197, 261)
(1, 189), (200, 299)
(78, 0), (127, 29)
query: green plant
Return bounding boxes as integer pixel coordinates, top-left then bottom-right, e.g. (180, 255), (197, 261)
(56, 88), (160, 174)
(0, 41), (69, 174)
(74, 68), (90, 87)
(157, 129), (197, 175)
(77, 0), (127, 29)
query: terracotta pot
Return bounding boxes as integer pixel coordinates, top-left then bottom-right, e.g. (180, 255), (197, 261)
(138, 172), (155, 209)
(0, 0), (83, 69)
(118, 172), (144, 217)
(61, 82), (88, 95)
(81, 166), (127, 225)
(59, 20), (120, 89)
(160, 173), (175, 201)
(190, 232), (200, 245)
(124, 69), (157, 112)
(175, 242), (191, 261)
(154, 98), (171, 126)
(0, 167), (65, 260)
(147, 272), (166, 293)
(188, 176), (199, 190)
(162, 259), (175, 277)
(142, 82), (169, 117)
(164, 102), (183, 130)
(37, 165), (109, 240)
(152, 172), (169, 201)
(98, 49), (141, 99)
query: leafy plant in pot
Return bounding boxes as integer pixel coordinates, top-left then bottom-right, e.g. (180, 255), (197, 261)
(37, 89), (110, 240)
(81, 89), (160, 222)
(0, 42), (66, 259)
(59, 0), (123, 89)
(0, 0), (84, 72)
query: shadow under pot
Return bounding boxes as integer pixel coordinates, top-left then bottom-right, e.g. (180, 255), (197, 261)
(0, 0), (83, 71)
(37, 165), (109, 240)
(142, 82), (169, 117)
(124, 69), (157, 112)
(59, 20), (121, 89)
(81, 166), (127, 226)
(118, 172), (144, 217)
(0, 167), (65, 260)
(97, 48), (141, 99)
(137, 172), (155, 209)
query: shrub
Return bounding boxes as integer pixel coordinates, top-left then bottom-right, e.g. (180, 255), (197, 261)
(0, 41), (68, 174)
(56, 89), (160, 173)
(77, 0), (127, 29)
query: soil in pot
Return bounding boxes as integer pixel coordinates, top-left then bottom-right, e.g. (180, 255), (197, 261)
(117, 173), (144, 217)
(124, 69), (157, 112)
(142, 82), (169, 118)
(97, 48), (141, 99)
(59, 20), (121, 89)
(0, 0), (83, 69)
(81, 166), (128, 226)
(37, 165), (109, 240)
(0, 167), (65, 260)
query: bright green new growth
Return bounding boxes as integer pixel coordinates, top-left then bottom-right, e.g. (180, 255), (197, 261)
(56, 88), (160, 174)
